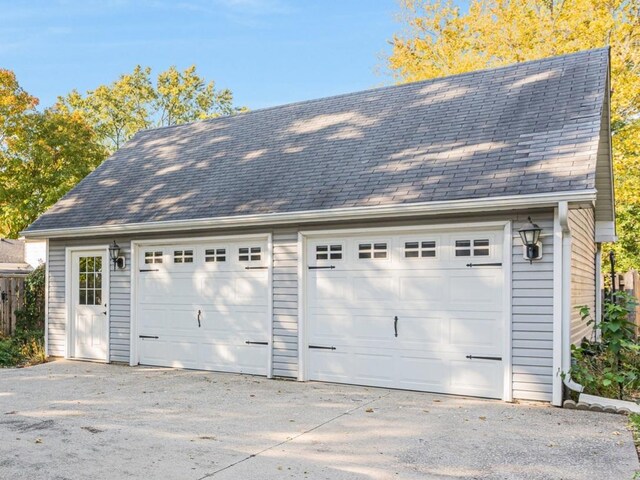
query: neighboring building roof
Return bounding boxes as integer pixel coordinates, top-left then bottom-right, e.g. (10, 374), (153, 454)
(0, 239), (26, 263)
(26, 48), (610, 233)
(0, 239), (32, 276)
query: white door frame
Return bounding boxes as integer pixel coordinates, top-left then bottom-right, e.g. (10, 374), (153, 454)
(65, 245), (111, 362)
(297, 221), (513, 401)
(129, 233), (274, 377)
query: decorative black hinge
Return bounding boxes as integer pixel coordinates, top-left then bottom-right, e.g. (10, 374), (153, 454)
(308, 266), (335, 270)
(245, 266), (268, 270)
(308, 345), (336, 350)
(245, 341), (269, 345)
(139, 268), (160, 272)
(465, 263), (502, 268)
(466, 355), (502, 361)
(139, 335), (159, 339)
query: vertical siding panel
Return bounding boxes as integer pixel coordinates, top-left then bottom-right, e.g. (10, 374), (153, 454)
(569, 209), (596, 345)
(272, 229), (298, 378)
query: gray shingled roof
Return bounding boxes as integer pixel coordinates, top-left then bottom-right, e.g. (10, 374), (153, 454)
(26, 48), (609, 232)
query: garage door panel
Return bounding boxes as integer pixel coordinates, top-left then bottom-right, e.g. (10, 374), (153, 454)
(449, 359), (503, 397)
(306, 227), (505, 399)
(198, 342), (267, 375)
(395, 355), (446, 390)
(137, 238), (269, 376)
(199, 309), (269, 339)
(397, 275), (447, 303)
(309, 312), (399, 347)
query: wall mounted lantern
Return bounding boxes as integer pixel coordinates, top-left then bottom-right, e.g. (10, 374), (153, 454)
(108, 241), (126, 271)
(518, 216), (543, 263)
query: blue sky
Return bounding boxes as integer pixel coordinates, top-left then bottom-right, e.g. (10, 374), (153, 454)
(1, 0), (408, 110)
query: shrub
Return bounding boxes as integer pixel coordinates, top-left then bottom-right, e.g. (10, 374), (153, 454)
(568, 291), (640, 401)
(1, 265), (46, 367)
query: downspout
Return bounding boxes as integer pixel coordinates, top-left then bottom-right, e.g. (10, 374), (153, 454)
(559, 201), (584, 394)
(595, 245), (602, 342)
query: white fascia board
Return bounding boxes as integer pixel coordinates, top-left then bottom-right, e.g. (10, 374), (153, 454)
(22, 189), (597, 240)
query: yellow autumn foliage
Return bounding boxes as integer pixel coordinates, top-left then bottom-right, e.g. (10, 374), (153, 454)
(388, 0), (640, 269)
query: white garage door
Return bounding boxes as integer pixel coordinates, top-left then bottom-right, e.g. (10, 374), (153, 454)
(306, 228), (505, 399)
(136, 238), (269, 375)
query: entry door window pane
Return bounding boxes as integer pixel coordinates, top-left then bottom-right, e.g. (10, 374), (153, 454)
(79, 255), (103, 306)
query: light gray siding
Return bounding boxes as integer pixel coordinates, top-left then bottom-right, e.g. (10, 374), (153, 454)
(511, 213), (554, 401)
(109, 240), (131, 362)
(569, 208), (596, 345)
(45, 211), (556, 402)
(272, 230), (299, 378)
(47, 242), (66, 357)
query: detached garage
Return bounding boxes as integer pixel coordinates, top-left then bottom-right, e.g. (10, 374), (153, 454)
(23, 48), (615, 406)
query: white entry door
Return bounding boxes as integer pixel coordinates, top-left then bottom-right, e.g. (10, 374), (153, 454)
(71, 250), (109, 361)
(305, 227), (506, 399)
(136, 238), (270, 375)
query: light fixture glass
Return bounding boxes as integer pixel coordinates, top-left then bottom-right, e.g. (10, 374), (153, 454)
(518, 216), (542, 263)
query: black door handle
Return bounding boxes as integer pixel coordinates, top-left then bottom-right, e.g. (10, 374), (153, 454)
(197, 310), (201, 328)
(394, 316), (398, 337)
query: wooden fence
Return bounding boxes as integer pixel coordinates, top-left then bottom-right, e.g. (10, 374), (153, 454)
(0, 276), (25, 337)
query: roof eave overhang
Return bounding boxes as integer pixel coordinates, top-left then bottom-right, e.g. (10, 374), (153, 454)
(21, 190), (597, 239)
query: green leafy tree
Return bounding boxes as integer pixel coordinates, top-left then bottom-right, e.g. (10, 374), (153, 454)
(59, 65), (243, 152)
(0, 70), (107, 237)
(387, 0), (640, 269)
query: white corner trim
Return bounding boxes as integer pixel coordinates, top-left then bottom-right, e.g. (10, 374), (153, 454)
(552, 207), (564, 407)
(297, 232), (306, 382)
(44, 238), (49, 358)
(129, 241), (138, 366)
(22, 190), (597, 239)
(502, 221), (513, 402)
(267, 232), (274, 379)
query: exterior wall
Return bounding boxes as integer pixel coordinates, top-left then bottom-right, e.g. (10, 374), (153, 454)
(45, 209), (556, 401)
(569, 208), (596, 345)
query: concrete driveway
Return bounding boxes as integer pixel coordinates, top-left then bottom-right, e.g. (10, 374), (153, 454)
(0, 361), (637, 480)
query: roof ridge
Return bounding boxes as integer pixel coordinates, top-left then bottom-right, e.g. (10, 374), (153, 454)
(136, 47), (609, 136)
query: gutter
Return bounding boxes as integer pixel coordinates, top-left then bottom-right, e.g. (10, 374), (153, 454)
(21, 189), (597, 239)
(558, 201), (585, 394)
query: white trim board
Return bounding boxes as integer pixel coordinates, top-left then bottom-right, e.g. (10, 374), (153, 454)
(23, 190), (596, 239)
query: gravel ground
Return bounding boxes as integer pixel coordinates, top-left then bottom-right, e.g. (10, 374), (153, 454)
(0, 360), (637, 480)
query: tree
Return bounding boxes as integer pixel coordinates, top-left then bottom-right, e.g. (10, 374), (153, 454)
(387, 0), (640, 269)
(58, 65), (243, 152)
(0, 72), (107, 237)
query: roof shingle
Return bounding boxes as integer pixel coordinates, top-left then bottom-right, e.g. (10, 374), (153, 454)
(26, 48), (609, 232)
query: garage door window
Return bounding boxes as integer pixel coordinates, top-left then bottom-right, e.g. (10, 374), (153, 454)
(205, 248), (226, 262)
(316, 245), (342, 260)
(359, 243), (387, 259)
(404, 241), (436, 258)
(239, 247), (261, 262)
(455, 239), (490, 257)
(144, 251), (163, 264)
(173, 250), (194, 263)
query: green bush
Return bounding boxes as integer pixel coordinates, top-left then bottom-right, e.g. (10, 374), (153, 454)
(569, 291), (640, 401)
(1, 266), (46, 367)
(15, 264), (45, 331)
